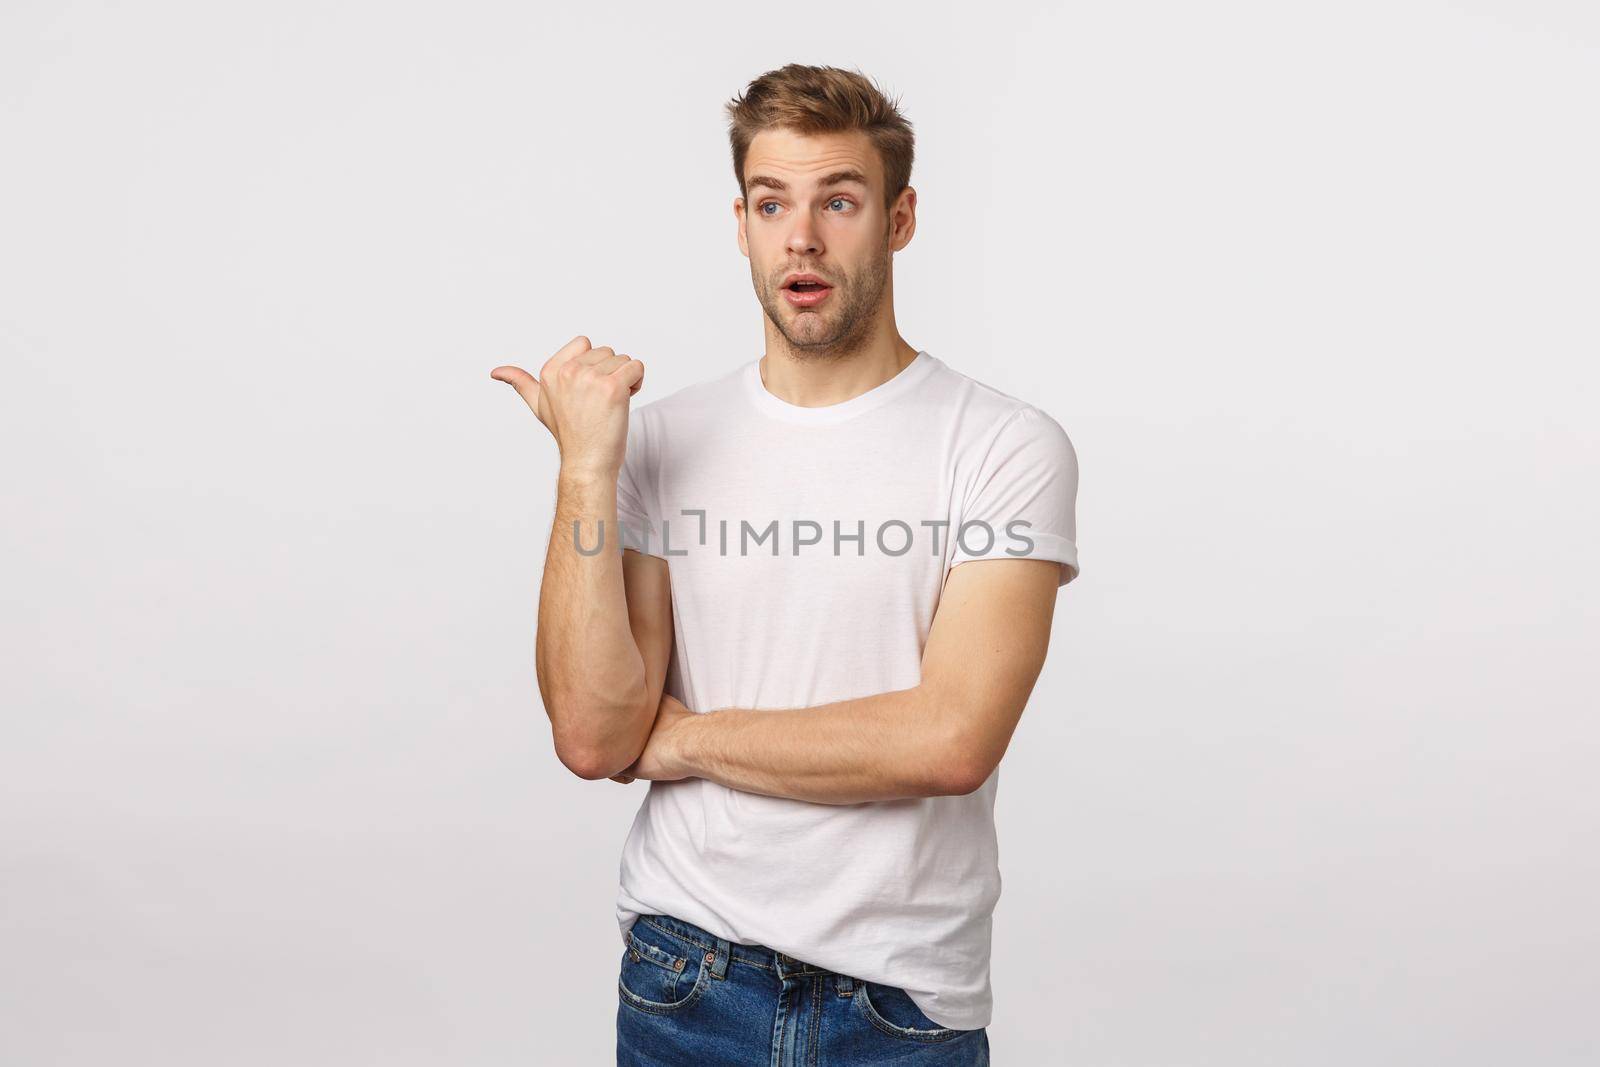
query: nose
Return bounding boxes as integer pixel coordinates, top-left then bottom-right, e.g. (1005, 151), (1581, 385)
(785, 210), (823, 257)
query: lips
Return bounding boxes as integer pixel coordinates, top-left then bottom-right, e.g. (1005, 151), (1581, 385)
(782, 272), (833, 308)
(783, 285), (832, 308)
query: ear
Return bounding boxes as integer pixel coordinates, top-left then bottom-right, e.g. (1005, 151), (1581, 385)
(733, 196), (749, 258)
(890, 186), (917, 252)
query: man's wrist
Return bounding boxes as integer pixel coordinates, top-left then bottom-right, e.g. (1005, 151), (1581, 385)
(663, 704), (704, 780)
(557, 462), (619, 490)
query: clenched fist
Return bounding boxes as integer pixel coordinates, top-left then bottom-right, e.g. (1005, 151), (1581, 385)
(490, 335), (646, 477)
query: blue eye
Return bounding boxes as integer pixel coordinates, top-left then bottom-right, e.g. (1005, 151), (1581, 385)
(757, 198), (853, 216)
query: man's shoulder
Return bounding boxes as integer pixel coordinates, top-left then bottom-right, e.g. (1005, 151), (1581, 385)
(921, 356), (1066, 442)
(629, 360), (748, 428)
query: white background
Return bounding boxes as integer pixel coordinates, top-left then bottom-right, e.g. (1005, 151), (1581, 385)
(3, 1), (1596, 1063)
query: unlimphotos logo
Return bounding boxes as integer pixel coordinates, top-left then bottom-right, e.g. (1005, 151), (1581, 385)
(571, 511), (1039, 559)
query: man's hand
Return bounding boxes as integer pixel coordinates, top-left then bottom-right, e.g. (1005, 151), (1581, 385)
(609, 693), (696, 785)
(490, 335), (645, 477)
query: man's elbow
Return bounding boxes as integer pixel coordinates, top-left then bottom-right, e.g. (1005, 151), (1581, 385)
(929, 755), (996, 797)
(549, 691), (653, 782)
(556, 741), (627, 782)
(924, 710), (1003, 796)
(914, 728), (995, 796)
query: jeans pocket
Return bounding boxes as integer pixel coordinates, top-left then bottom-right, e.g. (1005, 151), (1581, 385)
(617, 917), (710, 1016)
(854, 980), (971, 1044)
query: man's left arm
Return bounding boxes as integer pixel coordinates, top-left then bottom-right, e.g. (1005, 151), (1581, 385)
(629, 556), (1063, 805)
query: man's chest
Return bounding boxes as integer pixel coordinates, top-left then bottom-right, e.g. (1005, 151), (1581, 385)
(652, 425), (960, 582)
(650, 426), (958, 666)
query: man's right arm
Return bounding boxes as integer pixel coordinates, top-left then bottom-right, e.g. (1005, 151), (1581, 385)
(491, 335), (672, 781)
(536, 469), (673, 780)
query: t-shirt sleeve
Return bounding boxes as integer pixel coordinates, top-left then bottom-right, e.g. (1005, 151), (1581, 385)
(949, 406), (1081, 586)
(615, 418), (667, 559)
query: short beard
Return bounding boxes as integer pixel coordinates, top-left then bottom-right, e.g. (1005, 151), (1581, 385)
(757, 227), (891, 362)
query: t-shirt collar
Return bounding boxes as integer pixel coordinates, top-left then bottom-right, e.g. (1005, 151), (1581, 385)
(743, 350), (937, 425)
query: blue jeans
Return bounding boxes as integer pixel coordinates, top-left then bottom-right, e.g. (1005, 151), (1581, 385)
(616, 912), (991, 1065)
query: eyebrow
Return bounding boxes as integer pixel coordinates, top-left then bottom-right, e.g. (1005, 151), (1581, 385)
(745, 169), (870, 195)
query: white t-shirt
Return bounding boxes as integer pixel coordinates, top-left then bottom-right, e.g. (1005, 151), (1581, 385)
(611, 349), (1080, 1030)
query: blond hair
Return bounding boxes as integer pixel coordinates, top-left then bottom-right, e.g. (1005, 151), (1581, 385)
(725, 63), (915, 212)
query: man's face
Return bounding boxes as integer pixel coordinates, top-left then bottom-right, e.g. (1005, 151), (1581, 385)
(736, 128), (902, 354)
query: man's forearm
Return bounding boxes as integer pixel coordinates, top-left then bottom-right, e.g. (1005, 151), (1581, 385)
(537, 467), (649, 778)
(666, 685), (978, 805)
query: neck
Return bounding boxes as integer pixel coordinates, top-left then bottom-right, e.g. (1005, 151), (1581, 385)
(758, 330), (920, 409)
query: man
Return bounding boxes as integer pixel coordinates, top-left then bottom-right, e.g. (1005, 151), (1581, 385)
(492, 63), (1079, 1066)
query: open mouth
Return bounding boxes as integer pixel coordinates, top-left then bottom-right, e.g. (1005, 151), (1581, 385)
(782, 274), (834, 307)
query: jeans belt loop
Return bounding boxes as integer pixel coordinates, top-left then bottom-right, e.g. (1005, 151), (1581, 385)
(708, 936), (732, 980)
